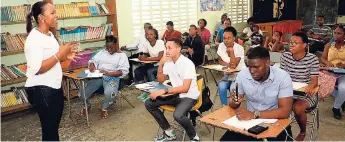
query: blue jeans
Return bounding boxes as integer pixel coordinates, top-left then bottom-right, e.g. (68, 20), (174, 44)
(134, 64), (157, 82)
(147, 66), (158, 82)
(332, 76), (345, 109)
(79, 78), (120, 110)
(218, 75), (232, 106)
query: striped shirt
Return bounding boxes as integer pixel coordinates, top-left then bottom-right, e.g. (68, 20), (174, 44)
(280, 52), (320, 83)
(309, 25), (332, 39)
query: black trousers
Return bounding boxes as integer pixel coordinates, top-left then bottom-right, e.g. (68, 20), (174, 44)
(134, 63), (155, 83)
(128, 53), (140, 82)
(25, 86), (64, 141)
(220, 125), (293, 141)
(309, 41), (326, 54)
(144, 96), (197, 140)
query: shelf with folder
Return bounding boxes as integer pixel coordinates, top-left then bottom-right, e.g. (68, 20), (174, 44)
(1, 77), (27, 87)
(1, 50), (24, 56)
(1, 102), (31, 115)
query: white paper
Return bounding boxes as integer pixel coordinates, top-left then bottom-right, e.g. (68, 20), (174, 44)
(211, 65), (227, 70)
(129, 58), (140, 62)
(135, 83), (153, 89)
(292, 82), (308, 90)
(84, 70), (103, 78)
(222, 116), (277, 130)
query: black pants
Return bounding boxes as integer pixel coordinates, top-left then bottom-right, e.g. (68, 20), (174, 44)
(309, 41), (326, 54)
(144, 96), (197, 140)
(25, 86), (64, 141)
(220, 125), (293, 141)
(134, 63), (155, 83)
(128, 53), (140, 82)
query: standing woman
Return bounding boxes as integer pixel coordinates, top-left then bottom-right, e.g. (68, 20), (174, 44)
(24, 1), (78, 141)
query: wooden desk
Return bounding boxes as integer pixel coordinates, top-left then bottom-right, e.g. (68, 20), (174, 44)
(63, 67), (97, 127)
(129, 58), (158, 64)
(202, 64), (240, 84)
(200, 106), (291, 140)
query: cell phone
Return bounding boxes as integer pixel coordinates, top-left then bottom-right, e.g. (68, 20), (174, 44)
(248, 123), (268, 135)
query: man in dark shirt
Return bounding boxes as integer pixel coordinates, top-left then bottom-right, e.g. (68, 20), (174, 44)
(183, 25), (205, 67)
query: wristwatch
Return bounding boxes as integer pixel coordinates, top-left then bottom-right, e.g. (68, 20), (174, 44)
(164, 88), (169, 94)
(254, 111), (260, 119)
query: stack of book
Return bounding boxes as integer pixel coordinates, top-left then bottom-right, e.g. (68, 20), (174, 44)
(1, 64), (26, 82)
(1, 5), (31, 23)
(1, 87), (29, 108)
(59, 23), (113, 43)
(55, 2), (110, 18)
(1, 33), (27, 52)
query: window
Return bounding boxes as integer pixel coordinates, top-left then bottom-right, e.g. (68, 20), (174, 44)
(132, 0), (197, 38)
(227, 0), (250, 24)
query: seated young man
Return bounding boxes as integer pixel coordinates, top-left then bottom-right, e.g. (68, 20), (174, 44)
(161, 21), (182, 42)
(220, 47), (293, 141)
(183, 24), (205, 67)
(145, 38), (200, 141)
(79, 35), (129, 119)
(264, 31), (285, 52)
(307, 15), (332, 54)
(280, 31), (319, 141)
(121, 23), (152, 84)
(250, 25), (264, 48)
(216, 27), (246, 106)
(134, 28), (165, 83)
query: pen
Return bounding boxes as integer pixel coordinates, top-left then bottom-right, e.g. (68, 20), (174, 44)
(235, 83), (239, 103)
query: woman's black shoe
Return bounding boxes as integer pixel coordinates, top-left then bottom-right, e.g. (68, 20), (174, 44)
(332, 107), (342, 120)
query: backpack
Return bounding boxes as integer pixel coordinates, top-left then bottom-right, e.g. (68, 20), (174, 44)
(189, 86), (213, 126)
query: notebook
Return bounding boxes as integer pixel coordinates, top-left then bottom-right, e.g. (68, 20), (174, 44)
(292, 82), (308, 90)
(222, 116), (277, 130)
(77, 69), (103, 78)
(332, 68), (345, 74)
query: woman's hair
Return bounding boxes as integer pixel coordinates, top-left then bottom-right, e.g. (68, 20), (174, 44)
(274, 31), (283, 37)
(167, 38), (183, 48)
(337, 25), (345, 33)
(292, 31), (308, 44)
(198, 19), (207, 26)
(148, 28), (159, 40)
(105, 35), (118, 44)
(26, 1), (48, 33)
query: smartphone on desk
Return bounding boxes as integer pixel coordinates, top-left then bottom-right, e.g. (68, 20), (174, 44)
(248, 123), (269, 135)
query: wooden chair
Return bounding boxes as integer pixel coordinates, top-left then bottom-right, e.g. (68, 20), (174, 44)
(157, 75), (210, 141)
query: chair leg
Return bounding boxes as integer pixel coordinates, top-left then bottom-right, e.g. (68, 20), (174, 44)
(317, 108), (320, 129)
(203, 68), (208, 83)
(119, 92), (135, 108)
(211, 89), (219, 112)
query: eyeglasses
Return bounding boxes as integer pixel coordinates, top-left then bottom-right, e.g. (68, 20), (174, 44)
(289, 41), (304, 46)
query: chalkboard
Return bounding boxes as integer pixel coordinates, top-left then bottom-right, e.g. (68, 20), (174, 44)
(298, 0), (338, 25)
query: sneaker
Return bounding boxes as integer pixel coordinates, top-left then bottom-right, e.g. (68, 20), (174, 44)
(154, 132), (176, 142)
(191, 134), (200, 142)
(137, 92), (149, 100)
(332, 107), (342, 120)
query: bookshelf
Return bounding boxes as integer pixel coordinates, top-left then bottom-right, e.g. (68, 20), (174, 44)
(1, 0), (119, 115)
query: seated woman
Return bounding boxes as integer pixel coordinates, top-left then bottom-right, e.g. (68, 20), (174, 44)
(215, 18), (231, 45)
(197, 19), (211, 45)
(135, 28), (165, 83)
(280, 31), (319, 141)
(161, 21), (182, 42)
(321, 25), (345, 120)
(184, 25), (205, 67)
(216, 27), (246, 106)
(264, 31), (285, 52)
(79, 35), (129, 119)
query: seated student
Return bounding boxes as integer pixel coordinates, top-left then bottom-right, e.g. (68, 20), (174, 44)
(240, 17), (263, 41)
(215, 14), (227, 34)
(250, 25), (264, 48)
(162, 21), (182, 42)
(197, 19), (211, 46)
(220, 47), (293, 141)
(280, 31), (319, 141)
(307, 15), (332, 54)
(145, 38), (200, 141)
(79, 35), (129, 119)
(184, 24), (205, 67)
(264, 31), (285, 52)
(135, 28), (165, 83)
(215, 18), (231, 45)
(121, 23), (152, 84)
(321, 25), (345, 120)
(216, 27), (246, 106)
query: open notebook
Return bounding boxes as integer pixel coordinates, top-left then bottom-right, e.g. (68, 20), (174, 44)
(77, 69), (103, 78)
(222, 116), (277, 131)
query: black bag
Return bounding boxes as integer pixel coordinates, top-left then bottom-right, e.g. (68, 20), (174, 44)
(189, 86), (213, 126)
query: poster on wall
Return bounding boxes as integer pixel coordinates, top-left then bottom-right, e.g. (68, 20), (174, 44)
(200, 0), (225, 12)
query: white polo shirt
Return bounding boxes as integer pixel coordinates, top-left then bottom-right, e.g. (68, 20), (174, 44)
(24, 28), (62, 89)
(217, 42), (246, 70)
(163, 55), (200, 100)
(142, 39), (165, 57)
(243, 27), (263, 37)
(126, 32), (148, 53)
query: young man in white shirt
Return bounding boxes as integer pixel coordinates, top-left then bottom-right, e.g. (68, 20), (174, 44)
(145, 38), (200, 141)
(216, 26), (246, 106)
(134, 28), (165, 83)
(240, 17), (263, 41)
(121, 23), (152, 84)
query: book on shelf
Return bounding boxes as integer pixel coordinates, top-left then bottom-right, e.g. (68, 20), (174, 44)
(1, 64), (27, 82)
(1, 5), (31, 23)
(1, 87), (29, 108)
(55, 2), (110, 19)
(59, 23), (113, 43)
(1, 33), (27, 52)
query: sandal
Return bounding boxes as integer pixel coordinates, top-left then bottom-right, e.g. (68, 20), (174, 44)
(295, 132), (306, 141)
(80, 107), (90, 116)
(101, 110), (108, 119)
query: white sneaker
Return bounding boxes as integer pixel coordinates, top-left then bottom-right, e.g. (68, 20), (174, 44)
(154, 131), (176, 142)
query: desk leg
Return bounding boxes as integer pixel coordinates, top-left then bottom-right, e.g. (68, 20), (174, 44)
(209, 70), (218, 85)
(67, 78), (71, 118)
(82, 80), (90, 127)
(203, 68), (208, 82)
(213, 126), (216, 141)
